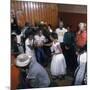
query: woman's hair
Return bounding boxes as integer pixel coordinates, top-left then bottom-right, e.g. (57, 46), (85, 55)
(50, 32), (58, 39)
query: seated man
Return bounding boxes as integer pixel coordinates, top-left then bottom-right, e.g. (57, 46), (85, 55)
(15, 54), (50, 88)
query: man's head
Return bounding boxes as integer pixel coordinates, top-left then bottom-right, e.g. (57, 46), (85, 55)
(59, 21), (64, 29)
(38, 30), (43, 36)
(28, 34), (33, 40)
(50, 32), (58, 41)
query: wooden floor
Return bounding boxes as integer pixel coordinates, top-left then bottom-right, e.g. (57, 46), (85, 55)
(11, 55), (84, 89)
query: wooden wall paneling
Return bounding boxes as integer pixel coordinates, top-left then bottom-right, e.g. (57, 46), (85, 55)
(27, 1), (29, 23)
(21, 1), (26, 27)
(33, 2), (37, 24)
(49, 5), (52, 25)
(22, 1), (26, 25)
(44, 3), (46, 21)
(39, 3), (42, 23)
(60, 12), (87, 32)
(18, 1), (20, 10)
(36, 2), (39, 22)
(41, 3), (44, 22)
(51, 4), (53, 28)
(31, 2), (34, 25)
(33, 2), (36, 25)
(23, 2), (26, 23)
(24, 1), (28, 22)
(30, 2), (33, 25)
(43, 4), (47, 21)
(39, 2), (41, 21)
(55, 4), (58, 29)
(11, 1), (59, 29)
(34, 2), (36, 23)
(14, 1), (17, 16)
(27, 1), (31, 25)
(37, 2), (40, 22)
(47, 4), (49, 24)
(51, 5), (53, 26)
(29, 1), (32, 25)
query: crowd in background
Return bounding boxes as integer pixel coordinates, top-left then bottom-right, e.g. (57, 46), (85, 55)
(11, 13), (87, 89)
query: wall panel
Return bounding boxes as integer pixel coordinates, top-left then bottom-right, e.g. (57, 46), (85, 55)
(11, 1), (58, 29)
(60, 12), (87, 32)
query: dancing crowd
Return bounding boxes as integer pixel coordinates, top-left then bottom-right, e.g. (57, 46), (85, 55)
(11, 14), (87, 89)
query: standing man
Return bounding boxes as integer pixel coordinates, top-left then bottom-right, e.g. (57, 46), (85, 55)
(34, 30), (47, 65)
(55, 20), (67, 43)
(63, 26), (78, 75)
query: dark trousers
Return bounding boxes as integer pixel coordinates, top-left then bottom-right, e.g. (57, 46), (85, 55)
(60, 43), (78, 75)
(35, 47), (46, 65)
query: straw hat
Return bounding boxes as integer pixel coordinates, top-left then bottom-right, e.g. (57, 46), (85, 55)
(16, 54), (32, 67)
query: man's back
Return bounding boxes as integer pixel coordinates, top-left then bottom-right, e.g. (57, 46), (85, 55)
(27, 61), (50, 88)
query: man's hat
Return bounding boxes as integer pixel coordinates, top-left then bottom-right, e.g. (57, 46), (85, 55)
(16, 54), (32, 67)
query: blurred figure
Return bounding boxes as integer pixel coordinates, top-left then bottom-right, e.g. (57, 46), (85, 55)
(11, 10), (21, 35)
(11, 33), (24, 56)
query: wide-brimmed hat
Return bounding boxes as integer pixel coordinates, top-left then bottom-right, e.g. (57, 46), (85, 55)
(16, 54), (32, 67)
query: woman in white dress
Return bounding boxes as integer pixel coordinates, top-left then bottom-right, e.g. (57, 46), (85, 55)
(74, 49), (87, 85)
(50, 33), (66, 78)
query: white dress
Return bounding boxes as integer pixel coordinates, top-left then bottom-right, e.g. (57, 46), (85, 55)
(50, 41), (66, 76)
(74, 52), (87, 85)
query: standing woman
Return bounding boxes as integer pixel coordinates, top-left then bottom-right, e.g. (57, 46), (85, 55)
(73, 22), (87, 85)
(75, 22), (87, 52)
(50, 33), (66, 79)
(74, 48), (87, 85)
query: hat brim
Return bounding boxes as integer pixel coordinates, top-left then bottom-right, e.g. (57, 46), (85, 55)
(16, 56), (32, 67)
